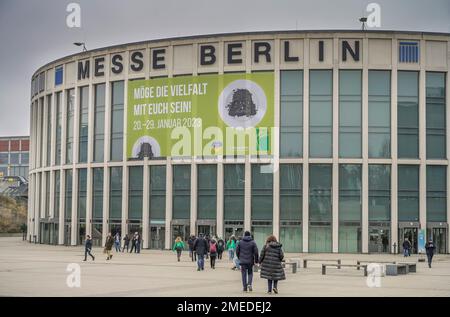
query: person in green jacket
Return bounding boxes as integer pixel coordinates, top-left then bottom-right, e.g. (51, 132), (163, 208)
(173, 236), (185, 262)
(226, 235), (237, 261)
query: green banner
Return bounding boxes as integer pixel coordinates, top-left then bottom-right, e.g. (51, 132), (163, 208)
(127, 72), (274, 159)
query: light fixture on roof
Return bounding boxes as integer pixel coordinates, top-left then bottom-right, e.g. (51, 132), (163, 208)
(73, 42), (87, 52)
(359, 17), (367, 30)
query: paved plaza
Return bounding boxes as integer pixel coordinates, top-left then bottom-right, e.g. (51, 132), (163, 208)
(0, 237), (449, 297)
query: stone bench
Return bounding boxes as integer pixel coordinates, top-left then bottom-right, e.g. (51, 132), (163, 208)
(398, 262), (417, 273)
(386, 263), (408, 275)
(321, 264), (368, 276)
(304, 258), (341, 269)
(356, 260), (396, 271)
(282, 261), (297, 273)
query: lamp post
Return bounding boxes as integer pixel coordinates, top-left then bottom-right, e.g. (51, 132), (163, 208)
(73, 42), (87, 52)
(359, 17), (367, 30)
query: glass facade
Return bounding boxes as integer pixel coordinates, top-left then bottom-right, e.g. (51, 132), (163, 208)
(94, 84), (105, 162)
(251, 164), (273, 220)
(309, 70), (333, 158)
(369, 165), (391, 221)
(77, 169), (87, 220)
(280, 164), (302, 220)
(426, 72), (446, 159)
(65, 169), (73, 221)
(280, 70), (303, 157)
(398, 71), (419, 158)
(65, 89), (75, 164)
(128, 166), (143, 220)
(172, 165), (190, 219)
(224, 164), (245, 220)
(426, 166), (447, 222)
(368, 70), (391, 158)
(54, 170), (60, 219)
(398, 165), (419, 222)
(110, 81), (124, 161)
(339, 70), (362, 158)
(197, 165), (217, 219)
(150, 166), (166, 221)
(309, 164), (332, 252)
(92, 168), (103, 221)
(78, 86), (89, 163)
(46, 95), (52, 166)
(109, 167), (122, 220)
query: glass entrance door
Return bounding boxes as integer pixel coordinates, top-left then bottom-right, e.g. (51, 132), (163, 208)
(150, 226), (165, 250)
(224, 226), (244, 241)
(399, 227), (418, 254)
(431, 228), (447, 254)
(172, 224), (190, 247)
(64, 223), (71, 245)
(368, 228), (390, 253)
(197, 225), (216, 238)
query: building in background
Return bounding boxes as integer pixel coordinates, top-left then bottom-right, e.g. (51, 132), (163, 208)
(27, 30), (449, 254)
(0, 136), (29, 179)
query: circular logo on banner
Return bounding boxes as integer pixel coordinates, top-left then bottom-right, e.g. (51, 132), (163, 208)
(218, 79), (267, 128)
(132, 136), (161, 159)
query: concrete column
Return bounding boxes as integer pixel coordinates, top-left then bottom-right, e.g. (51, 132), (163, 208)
(102, 166), (109, 246)
(216, 162), (224, 238)
(58, 170), (65, 245)
(391, 39), (399, 253)
(71, 168), (78, 245)
(332, 36), (339, 253)
(121, 166), (128, 239)
(362, 37), (369, 253)
(85, 82), (95, 236)
(447, 64), (450, 253)
(142, 159), (150, 249)
(273, 40), (281, 239)
(165, 160), (173, 250)
(190, 163), (197, 235)
(244, 158), (251, 231)
(302, 39), (310, 253)
(419, 40), (427, 233)
(85, 168), (92, 236)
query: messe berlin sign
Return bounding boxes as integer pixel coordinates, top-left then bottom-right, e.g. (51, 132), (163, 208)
(127, 72), (274, 159)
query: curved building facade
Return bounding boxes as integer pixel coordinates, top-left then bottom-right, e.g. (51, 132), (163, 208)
(28, 30), (450, 253)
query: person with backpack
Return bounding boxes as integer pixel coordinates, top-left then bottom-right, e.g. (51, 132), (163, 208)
(425, 239), (436, 268)
(236, 231), (258, 292)
(173, 236), (185, 262)
(259, 235), (285, 294)
(104, 232), (114, 260)
(217, 237), (225, 260)
(193, 233), (209, 271)
(226, 236), (236, 261)
(83, 235), (95, 261)
(188, 235), (197, 262)
(209, 238), (218, 269)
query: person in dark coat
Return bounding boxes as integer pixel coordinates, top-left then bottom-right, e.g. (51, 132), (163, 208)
(402, 238), (411, 257)
(104, 232), (114, 260)
(193, 233), (209, 271)
(425, 239), (436, 268)
(188, 235), (197, 262)
(83, 235), (95, 261)
(259, 235), (285, 294)
(122, 234), (130, 252)
(236, 231), (259, 292)
(217, 237), (225, 260)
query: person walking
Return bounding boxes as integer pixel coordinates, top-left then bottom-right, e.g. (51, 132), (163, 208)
(217, 237), (225, 260)
(122, 234), (130, 252)
(83, 235), (95, 261)
(425, 239), (436, 268)
(259, 235), (285, 294)
(188, 235), (197, 262)
(114, 232), (121, 252)
(104, 232), (114, 260)
(130, 233), (137, 253)
(205, 234), (211, 259)
(20, 223), (27, 241)
(236, 231), (259, 292)
(193, 233), (209, 271)
(226, 236), (236, 261)
(209, 238), (218, 269)
(173, 236), (185, 262)
(402, 238), (411, 257)
(135, 232), (141, 253)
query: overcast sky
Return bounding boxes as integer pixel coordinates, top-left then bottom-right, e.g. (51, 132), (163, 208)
(0, 0), (449, 136)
